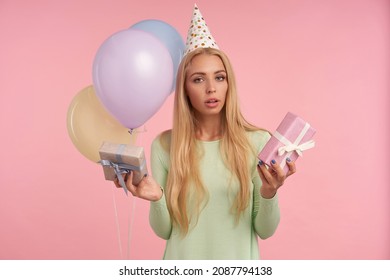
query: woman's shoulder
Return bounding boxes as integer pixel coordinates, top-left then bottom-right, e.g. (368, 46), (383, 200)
(152, 129), (172, 153)
(246, 129), (271, 153)
(246, 129), (271, 143)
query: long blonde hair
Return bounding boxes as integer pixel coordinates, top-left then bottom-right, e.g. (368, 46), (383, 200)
(161, 48), (264, 235)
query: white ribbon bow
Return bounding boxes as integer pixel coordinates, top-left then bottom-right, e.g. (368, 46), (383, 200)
(273, 121), (315, 169)
(277, 140), (315, 157)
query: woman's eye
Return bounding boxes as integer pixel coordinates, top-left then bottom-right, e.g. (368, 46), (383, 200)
(193, 77), (204, 83)
(216, 76), (226, 81)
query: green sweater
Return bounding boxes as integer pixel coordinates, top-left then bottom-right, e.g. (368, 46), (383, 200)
(149, 130), (280, 260)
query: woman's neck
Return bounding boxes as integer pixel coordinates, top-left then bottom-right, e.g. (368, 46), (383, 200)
(195, 114), (223, 141)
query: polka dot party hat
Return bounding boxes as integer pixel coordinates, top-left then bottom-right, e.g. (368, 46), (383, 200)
(184, 4), (219, 55)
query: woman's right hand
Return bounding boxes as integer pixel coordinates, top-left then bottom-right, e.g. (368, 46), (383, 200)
(114, 172), (163, 202)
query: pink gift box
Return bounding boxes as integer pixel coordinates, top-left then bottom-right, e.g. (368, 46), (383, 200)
(258, 112), (316, 174)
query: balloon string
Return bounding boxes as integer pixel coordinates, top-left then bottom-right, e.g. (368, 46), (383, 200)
(112, 187), (123, 259)
(112, 186), (136, 260)
(126, 196), (136, 259)
(124, 124), (144, 258)
(128, 125), (147, 136)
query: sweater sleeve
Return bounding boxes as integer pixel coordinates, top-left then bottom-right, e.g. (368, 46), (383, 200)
(148, 136), (172, 240)
(251, 131), (281, 239)
(253, 184), (280, 239)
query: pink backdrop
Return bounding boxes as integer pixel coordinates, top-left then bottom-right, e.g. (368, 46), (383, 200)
(0, 0), (389, 259)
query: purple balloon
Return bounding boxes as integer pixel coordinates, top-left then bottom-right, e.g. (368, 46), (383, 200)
(92, 29), (173, 129)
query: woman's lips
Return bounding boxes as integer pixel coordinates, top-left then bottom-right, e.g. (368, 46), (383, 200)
(205, 98), (219, 108)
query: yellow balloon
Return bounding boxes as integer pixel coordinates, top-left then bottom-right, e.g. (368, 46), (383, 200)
(67, 85), (137, 163)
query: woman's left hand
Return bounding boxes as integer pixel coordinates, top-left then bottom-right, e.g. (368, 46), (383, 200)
(257, 158), (296, 199)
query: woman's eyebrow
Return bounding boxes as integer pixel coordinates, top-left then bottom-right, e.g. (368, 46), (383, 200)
(189, 72), (206, 78)
(189, 70), (226, 78)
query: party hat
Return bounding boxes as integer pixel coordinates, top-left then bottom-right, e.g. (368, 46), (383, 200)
(184, 4), (219, 55)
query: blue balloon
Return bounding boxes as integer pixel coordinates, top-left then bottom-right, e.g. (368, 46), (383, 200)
(130, 20), (185, 93)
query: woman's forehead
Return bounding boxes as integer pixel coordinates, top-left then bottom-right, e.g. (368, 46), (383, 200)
(186, 54), (225, 74)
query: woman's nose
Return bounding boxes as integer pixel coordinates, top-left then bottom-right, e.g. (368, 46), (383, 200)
(206, 81), (216, 94)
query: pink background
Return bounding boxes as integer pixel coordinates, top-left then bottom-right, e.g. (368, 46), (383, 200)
(0, 0), (389, 260)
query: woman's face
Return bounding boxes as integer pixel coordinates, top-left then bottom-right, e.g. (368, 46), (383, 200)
(185, 54), (228, 118)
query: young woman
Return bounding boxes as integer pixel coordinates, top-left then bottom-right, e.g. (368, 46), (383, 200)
(115, 47), (296, 259)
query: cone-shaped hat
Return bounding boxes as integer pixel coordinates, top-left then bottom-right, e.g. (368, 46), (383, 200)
(184, 4), (219, 55)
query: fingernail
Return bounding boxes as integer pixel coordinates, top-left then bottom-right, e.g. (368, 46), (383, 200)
(258, 160), (264, 166)
(271, 159), (276, 165)
(286, 157), (291, 162)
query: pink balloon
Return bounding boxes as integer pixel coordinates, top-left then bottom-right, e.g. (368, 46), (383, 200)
(92, 29), (173, 129)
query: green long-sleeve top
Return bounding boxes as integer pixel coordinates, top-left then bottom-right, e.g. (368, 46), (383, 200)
(149, 130), (280, 260)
